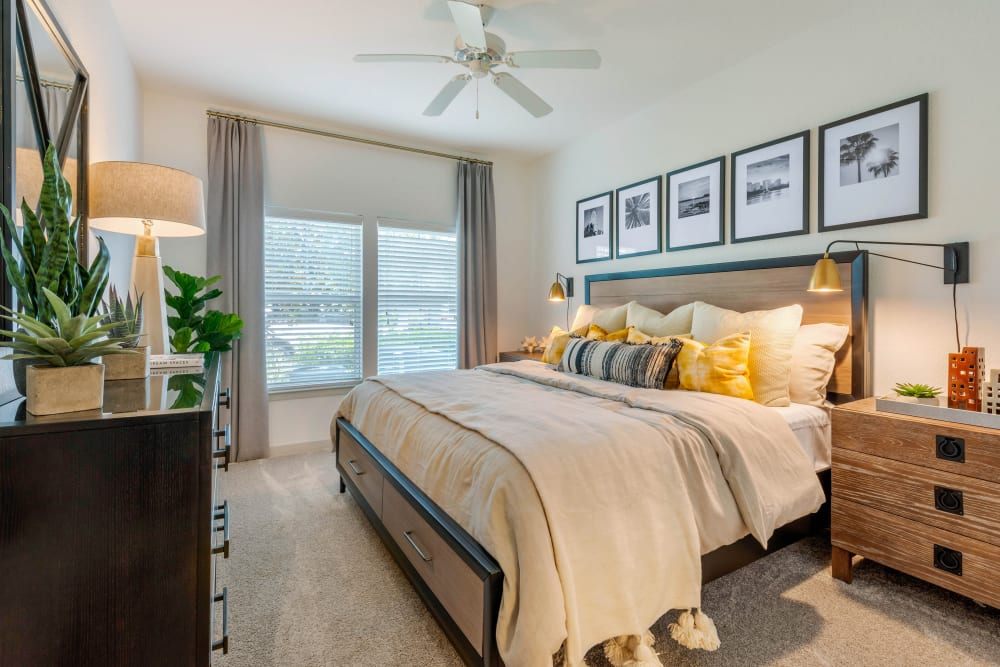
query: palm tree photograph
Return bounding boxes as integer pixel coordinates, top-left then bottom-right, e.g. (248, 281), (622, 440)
(839, 123), (900, 185)
(624, 192), (651, 229)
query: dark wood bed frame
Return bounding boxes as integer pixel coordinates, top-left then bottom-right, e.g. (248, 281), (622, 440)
(335, 250), (870, 667)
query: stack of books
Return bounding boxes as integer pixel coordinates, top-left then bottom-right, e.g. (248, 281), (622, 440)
(149, 353), (205, 376)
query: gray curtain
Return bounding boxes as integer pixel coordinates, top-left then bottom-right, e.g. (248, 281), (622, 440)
(207, 116), (270, 461)
(15, 82), (75, 153)
(457, 161), (498, 368)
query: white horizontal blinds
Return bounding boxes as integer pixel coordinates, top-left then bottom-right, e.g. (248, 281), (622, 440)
(264, 212), (363, 391)
(377, 219), (458, 375)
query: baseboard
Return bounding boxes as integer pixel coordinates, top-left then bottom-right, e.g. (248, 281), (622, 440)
(269, 440), (330, 458)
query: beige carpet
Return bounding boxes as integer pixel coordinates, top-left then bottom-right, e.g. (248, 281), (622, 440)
(216, 451), (1000, 667)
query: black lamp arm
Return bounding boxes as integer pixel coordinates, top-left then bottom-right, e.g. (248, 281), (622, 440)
(823, 240), (967, 284)
(555, 273), (575, 299)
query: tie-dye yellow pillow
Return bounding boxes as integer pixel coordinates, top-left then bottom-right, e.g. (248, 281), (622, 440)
(628, 328), (692, 389)
(587, 324), (631, 342)
(677, 332), (754, 401)
(541, 324), (592, 364)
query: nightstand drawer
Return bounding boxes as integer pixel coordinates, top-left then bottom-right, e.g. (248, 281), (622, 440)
(832, 498), (1000, 608)
(833, 449), (1000, 547)
(833, 406), (1000, 483)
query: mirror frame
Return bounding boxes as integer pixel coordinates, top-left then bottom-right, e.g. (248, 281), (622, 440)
(1, 0), (89, 312)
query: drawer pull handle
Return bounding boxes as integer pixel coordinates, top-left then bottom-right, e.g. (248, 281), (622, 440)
(214, 424), (231, 443)
(403, 530), (433, 562)
(347, 459), (364, 476)
(213, 442), (231, 472)
(212, 588), (230, 653)
(935, 435), (965, 463)
(219, 388), (231, 409)
(933, 544), (963, 576)
(934, 486), (964, 516)
(212, 501), (231, 558)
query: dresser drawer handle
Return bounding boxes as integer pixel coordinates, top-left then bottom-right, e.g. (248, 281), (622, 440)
(403, 530), (433, 562)
(212, 588), (229, 653)
(214, 424), (231, 444)
(347, 459), (364, 476)
(219, 388), (231, 409)
(934, 486), (964, 516)
(933, 544), (962, 576)
(213, 442), (231, 472)
(935, 435), (965, 463)
(213, 501), (231, 558)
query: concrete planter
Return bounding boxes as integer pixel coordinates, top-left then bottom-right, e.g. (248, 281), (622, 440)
(893, 395), (940, 406)
(26, 363), (105, 416)
(102, 346), (150, 380)
(103, 377), (150, 413)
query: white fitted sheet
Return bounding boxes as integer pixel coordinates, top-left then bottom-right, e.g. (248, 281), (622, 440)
(774, 403), (832, 471)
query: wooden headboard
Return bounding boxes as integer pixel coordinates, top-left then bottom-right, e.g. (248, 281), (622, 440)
(585, 251), (870, 402)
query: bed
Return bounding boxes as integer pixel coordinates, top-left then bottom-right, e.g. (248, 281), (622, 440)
(331, 251), (869, 667)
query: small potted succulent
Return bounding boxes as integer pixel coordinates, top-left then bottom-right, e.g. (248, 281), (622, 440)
(1, 288), (138, 415)
(892, 382), (943, 406)
(101, 286), (149, 380)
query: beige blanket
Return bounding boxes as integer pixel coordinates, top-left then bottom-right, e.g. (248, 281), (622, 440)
(335, 361), (824, 666)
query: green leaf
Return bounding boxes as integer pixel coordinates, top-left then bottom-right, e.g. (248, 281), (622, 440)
(80, 237), (111, 316)
(171, 327), (193, 353)
(42, 287), (72, 331)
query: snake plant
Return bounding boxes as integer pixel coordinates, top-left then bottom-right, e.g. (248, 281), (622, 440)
(0, 143), (111, 325)
(1, 288), (138, 367)
(103, 286), (144, 349)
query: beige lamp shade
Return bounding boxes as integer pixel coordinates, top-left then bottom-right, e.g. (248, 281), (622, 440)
(15, 147), (78, 224)
(807, 255), (844, 292)
(88, 161), (206, 237)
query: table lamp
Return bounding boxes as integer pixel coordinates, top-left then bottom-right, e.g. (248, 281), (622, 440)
(88, 162), (206, 355)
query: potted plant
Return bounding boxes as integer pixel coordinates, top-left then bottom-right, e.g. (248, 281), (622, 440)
(102, 286), (149, 380)
(163, 266), (243, 354)
(1, 288), (138, 415)
(0, 144), (112, 394)
(892, 382), (943, 406)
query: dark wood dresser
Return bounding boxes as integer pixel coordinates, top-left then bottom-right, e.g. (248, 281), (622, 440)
(0, 355), (233, 666)
(831, 397), (1000, 608)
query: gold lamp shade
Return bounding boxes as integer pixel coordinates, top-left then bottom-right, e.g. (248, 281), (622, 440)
(807, 255), (843, 292)
(548, 280), (566, 302)
(88, 161), (206, 238)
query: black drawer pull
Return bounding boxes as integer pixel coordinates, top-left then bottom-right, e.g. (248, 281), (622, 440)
(219, 388), (231, 409)
(213, 501), (231, 558)
(933, 544), (962, 576)
(347, 459), (364, 476)
(403, 530), (433, 562)
(936, 435), (965, 463)
(212, 442), (231, 472)
(212, 588), (229, 653)
(214, 424), (231, 444)
(934, 486), (964, 515)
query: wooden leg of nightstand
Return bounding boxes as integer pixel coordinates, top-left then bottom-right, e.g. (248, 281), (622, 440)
(831, 546), (854, 583)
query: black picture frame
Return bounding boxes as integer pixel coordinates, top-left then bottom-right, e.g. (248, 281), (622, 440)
(730, 130), (810, 244)
(576, 191), (613, 264)
(665, 156), (725, 251)
(615, 175), (661, 259)
(818, 93), (928, 232)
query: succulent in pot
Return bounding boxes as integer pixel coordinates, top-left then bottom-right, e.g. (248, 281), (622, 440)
(892, 382), (943, 406)
(1, 288), (138, 415)
(101, 286), (150, 380)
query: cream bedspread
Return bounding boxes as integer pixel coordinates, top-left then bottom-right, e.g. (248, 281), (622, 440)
(334, 361), (824, 666)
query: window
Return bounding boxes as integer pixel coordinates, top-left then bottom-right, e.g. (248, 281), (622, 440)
(264, 212), (363, 391)
(377, 220), (458, 375)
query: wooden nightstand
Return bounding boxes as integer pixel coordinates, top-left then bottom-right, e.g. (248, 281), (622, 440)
(498, 350), (545, 363)
(831, 397), (1000, 608)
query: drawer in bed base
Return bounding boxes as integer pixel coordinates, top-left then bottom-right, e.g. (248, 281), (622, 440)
(335, 418), (503, 667)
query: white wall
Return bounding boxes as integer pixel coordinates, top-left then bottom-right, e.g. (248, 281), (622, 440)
(528, 0), (1000, 396)
(141, 88), (536, 447)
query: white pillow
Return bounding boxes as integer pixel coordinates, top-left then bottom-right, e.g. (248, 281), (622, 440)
(789, 323), (850, 406)
(570, 302), (631, 332)
(626, 302), (695, 337)
(690, 301), (804, 407)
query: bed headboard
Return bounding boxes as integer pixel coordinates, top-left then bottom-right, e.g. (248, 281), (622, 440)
(585, 251), (870, 403)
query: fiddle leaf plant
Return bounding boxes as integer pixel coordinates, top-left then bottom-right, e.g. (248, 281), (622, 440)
(163, 266), (243, 353)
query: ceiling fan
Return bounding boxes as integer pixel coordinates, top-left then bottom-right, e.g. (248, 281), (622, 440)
(353, 0), (601, 118)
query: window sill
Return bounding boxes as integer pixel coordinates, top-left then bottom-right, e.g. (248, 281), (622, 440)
(268, 382), (359, 401)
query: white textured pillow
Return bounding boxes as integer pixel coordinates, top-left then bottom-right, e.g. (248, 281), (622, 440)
(789, 323), (850, 406)
(626, 302), (695, 337)
(690, 301), (804, 407)
(570, 302), (631, 332)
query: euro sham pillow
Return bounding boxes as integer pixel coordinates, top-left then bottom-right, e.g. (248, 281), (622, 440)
(676, 333), (754, 401)
(789, 323), (850, 406)
(570, 302), (632, 332)
(690, 301), (803, 407)
(626, 328), (692, 389)
(625, 302), (695, 337)
(559, 337), (683, 390)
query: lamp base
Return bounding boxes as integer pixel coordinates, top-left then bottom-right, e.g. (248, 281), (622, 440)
(131, 250), (169, 355)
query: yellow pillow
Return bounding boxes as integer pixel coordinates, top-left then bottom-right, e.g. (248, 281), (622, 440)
(586, 324), (631, 342)
(677, 333), (754, 401)
(541, 326), (572, 364)
(628, 328), (691, 389)
(586, 323), (608, 340)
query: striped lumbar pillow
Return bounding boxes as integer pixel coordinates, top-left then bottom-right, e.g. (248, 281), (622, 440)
(559, 337), (682, 389)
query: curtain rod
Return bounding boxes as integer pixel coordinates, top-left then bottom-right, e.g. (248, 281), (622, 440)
(15, 75), (73, 90)
(205, 110), (492, 166)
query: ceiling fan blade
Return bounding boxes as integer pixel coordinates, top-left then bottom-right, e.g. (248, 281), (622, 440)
(447, 1), (487, 50)
(492, 73), (552, 117)
(354, 54), (454, 64)
(424, 74), (471, 116)
(507, 49), (601, 69)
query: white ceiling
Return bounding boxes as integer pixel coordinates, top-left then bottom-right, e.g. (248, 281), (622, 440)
(108, 0), (854, 159)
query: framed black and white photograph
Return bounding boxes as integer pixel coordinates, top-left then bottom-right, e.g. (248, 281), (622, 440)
(615, 176), (661, 258)
(665, 156), (724, 251)
(731, 130), (809, 243)
(819, 93), (928, 231)
(576, 191), (613, 263)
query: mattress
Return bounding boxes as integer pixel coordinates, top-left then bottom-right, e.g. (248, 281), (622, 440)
(774, 403), (832, 471)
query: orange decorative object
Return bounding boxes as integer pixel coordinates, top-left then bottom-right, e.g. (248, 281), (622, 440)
(948, 347), (986, 411)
